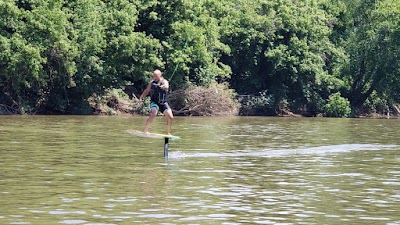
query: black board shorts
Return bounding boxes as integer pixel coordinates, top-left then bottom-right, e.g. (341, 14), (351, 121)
(150, 101), (171, 113)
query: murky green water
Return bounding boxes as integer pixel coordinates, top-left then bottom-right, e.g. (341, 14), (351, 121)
(0, 116), (399, 225)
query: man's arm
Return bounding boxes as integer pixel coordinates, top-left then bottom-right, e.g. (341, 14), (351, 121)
(160, 80), (169, 90)
(139, 81), (153, 103)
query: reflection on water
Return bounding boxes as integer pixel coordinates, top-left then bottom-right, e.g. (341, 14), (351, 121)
(0, 116), (400, 224)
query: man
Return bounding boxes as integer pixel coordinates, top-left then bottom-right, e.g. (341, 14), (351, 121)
(139, 69), (174, 135)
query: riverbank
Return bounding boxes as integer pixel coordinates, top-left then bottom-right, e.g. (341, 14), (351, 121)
(2, 105), (399, 119)
(2, 100), (399, 119)
(1, 85), (399, 118)
(86, 89), (400, 118)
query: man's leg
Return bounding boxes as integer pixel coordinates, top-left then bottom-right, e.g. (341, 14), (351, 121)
(164, 109), (174, 135)
(144, 107), (158, 133)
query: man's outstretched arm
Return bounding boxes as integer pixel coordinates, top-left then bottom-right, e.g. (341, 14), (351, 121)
(139, 81), (153, 103)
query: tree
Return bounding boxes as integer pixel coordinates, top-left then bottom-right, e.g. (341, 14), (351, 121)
(1, 0), (398, 115)
(217, 0), (346, 114)
(341, 0), (400, 109)
(0, 0), (76, 113)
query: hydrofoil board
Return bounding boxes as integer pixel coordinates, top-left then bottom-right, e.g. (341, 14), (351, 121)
(127, 129), (180, 140)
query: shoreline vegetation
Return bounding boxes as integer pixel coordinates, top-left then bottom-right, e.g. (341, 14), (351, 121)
(1, 0), (399, 118)
(1, 80), (400, 118)
(59, 84), (400, 118)
(1, 85), (399, 118)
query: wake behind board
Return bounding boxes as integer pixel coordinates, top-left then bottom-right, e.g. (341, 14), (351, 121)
(127, 129), (180, 140)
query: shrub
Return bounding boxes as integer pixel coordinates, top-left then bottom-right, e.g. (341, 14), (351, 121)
(169, 83), (240, 116)
(362, 91), (389, 114)
(133, 97), (151, 116)
(324, 92), (351, 117)
(238, 91), (276, 116)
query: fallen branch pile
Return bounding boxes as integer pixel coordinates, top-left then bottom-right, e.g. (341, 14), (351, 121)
(169, 83), (239, 116)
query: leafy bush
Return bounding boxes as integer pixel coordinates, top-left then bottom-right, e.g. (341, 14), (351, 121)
(239, 91), (276, 116)
(133, 98), (151, 116)
(362, 91), (389, 114)
(324, 93), (351, 117)
(169, 83), (240, 116)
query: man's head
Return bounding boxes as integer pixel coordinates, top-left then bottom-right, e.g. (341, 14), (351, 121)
(152, 69), (162, 82)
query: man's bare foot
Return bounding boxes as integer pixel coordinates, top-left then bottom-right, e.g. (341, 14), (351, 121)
(144, 130), (149, 134)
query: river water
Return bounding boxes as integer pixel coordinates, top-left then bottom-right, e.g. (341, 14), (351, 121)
(0, 116), (399, 225)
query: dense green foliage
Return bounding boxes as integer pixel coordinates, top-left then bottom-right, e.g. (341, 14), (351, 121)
(324, 92), (351, 117)
(0, 0), (399, 116)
